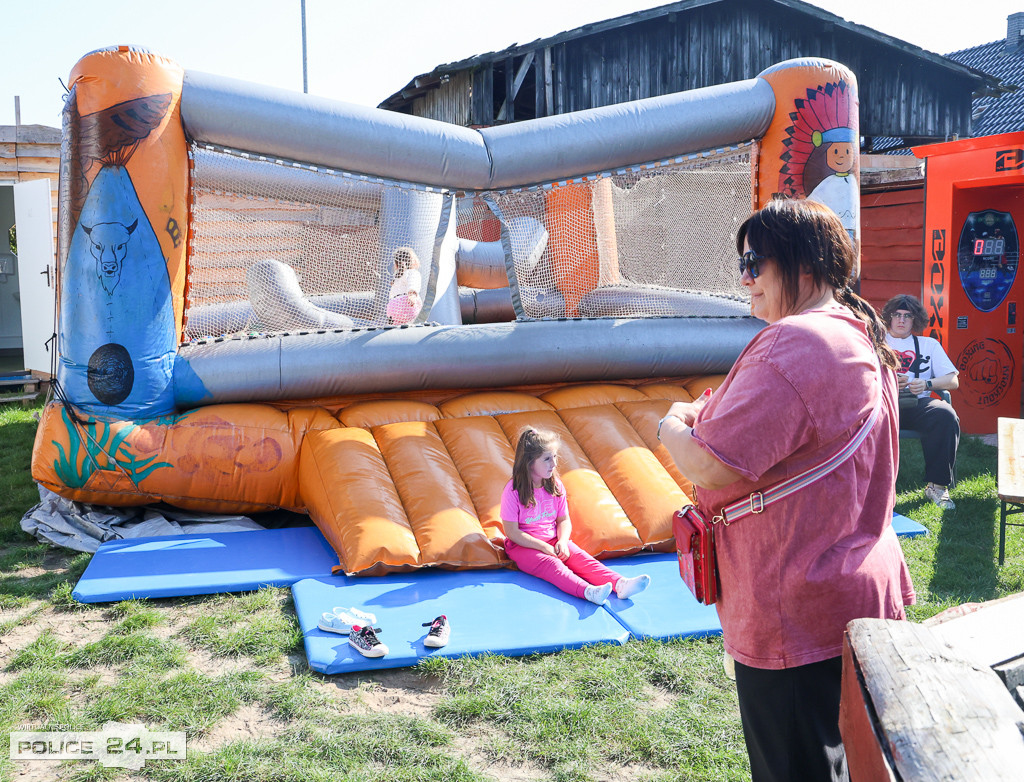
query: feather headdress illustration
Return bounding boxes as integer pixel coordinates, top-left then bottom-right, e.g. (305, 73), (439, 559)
(778, 80), (858, 234)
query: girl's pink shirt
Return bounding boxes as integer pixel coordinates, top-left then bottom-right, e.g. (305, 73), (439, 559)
(500, 479), (567, 542)
(691, 303), (915, 670)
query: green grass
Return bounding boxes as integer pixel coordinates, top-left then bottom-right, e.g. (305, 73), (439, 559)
(0, 397), (1020, 781)
(0, 401), (44, 545)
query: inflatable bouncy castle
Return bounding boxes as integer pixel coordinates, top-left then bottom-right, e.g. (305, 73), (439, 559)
(32, 47), (860, 575)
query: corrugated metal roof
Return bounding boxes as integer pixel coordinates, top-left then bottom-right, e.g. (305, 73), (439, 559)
(947, 40), (1024, 137)
(379, 0), (995, 110)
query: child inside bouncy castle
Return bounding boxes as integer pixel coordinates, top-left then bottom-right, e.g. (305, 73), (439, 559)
(386, 246), (423, 324)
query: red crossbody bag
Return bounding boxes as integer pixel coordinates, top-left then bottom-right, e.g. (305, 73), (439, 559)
(673, 400), (881, 606)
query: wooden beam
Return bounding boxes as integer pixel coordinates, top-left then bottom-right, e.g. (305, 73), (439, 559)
(496, 52), (535, 122)
(544, 47), (554, 116)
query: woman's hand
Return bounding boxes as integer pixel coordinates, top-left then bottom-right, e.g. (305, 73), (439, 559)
(667, 388), (712, 428)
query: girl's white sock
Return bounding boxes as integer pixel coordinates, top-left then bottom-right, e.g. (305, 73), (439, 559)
(584, 582), (613, 604)
(615, 574), (651, 599)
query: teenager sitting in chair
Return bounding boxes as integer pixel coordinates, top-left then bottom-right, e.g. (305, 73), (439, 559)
(882, 294), (960, 510)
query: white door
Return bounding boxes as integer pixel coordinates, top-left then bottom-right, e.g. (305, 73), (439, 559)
(14, 179), (57, 375)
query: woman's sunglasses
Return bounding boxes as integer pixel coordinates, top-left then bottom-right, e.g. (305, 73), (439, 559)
(738, 251), (766, 279)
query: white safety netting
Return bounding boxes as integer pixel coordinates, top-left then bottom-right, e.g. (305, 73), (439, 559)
(183, 145), (444, 341)
(182, 143), (754, 341)
(485, 146), (753, 319)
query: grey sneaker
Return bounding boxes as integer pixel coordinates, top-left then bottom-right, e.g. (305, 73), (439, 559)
(349, 625), (388, 658)
(924, 483), (955, 510)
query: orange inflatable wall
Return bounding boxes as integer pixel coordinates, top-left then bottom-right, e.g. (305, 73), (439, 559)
(33, 377), (722, 575)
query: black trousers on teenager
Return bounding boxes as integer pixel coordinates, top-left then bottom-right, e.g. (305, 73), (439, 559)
(734, 656), (849, 782)
(899, 397), (960, 487)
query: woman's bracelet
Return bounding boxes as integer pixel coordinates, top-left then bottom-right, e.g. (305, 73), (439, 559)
(657, 415), (674, 441)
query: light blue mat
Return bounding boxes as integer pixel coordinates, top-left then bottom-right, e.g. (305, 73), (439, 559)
(292, 569), (631, 675)
(601, 553), (721, 641)
(72, 526), (338, 603)
(71, 512), (926, 608)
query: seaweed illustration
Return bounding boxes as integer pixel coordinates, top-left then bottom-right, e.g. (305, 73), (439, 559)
(51, 406), (185, 489)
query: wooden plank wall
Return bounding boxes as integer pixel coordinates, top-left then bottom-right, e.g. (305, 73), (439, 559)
(0, 125), (60, 259)
(859, 185), (924, 313)
(441, 2), (974, 143)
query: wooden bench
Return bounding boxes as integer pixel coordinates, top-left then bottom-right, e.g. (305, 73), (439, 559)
(840, 596), (1024, 779)
(0, 372), (41, 408)
(997, 417), (1024, 565)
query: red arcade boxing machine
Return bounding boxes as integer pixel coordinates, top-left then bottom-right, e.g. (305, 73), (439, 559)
(914, 133), (1024, 434)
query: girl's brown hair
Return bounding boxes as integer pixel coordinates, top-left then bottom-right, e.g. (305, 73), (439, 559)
(393, 246), (419, 277)
(512, 428), (563, 507)
(736, 198), (898, 370)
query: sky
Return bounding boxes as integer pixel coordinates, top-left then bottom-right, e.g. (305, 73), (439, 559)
(3, 0), (1022, 128)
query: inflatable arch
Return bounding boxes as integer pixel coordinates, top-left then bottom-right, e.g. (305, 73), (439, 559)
(33, 47), (860, 575)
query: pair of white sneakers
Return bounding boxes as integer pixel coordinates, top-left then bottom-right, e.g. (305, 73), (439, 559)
(318, 607), (451, 658)
(318, 606), (390, 658)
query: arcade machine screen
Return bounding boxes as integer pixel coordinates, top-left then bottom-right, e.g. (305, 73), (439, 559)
(957, 209), (1019, 312)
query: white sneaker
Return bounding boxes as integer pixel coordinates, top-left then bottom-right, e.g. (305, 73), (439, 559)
(318, 611), (355, 635)
(332, 606), (377, 626)
(422, 615), (450, 648)
(615, 574), (650, 599)
(349, 625), (388, 658)
(584, 583), (613, 604)
(924, 483), (955, 510)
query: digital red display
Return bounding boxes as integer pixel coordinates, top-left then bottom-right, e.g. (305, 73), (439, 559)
(974, 238), (1005, 255)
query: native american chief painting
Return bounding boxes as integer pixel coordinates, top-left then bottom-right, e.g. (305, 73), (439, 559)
(778, 80), (859, 239)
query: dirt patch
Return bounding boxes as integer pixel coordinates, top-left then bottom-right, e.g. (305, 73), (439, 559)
(191, 702), (287, 752)
(0, 606), (109, 659)
(9, 548), (78, 580)
(451, 728), (549, 781)
(327, 668), (446, 717)
(8, 758), (66, 781)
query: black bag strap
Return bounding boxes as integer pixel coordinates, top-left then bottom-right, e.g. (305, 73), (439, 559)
(911, 335), (920, 378)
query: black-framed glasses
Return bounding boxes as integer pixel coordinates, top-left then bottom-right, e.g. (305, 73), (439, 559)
(738, 251), (766, 279)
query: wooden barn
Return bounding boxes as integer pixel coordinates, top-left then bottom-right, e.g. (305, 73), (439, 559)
(380, 0), (993, 148)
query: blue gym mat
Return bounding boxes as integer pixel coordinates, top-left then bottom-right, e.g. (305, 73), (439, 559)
(71, 526), (339, 603)
(293, 569), (631, 675)
(601, 553), (721, 641)
(71, 512), (926, 606)
(892, 512), (928, 538)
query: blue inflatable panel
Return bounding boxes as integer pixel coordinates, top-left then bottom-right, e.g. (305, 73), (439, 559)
(72, 526), (338, 603)
(600, 553), (722, 641)
(292, 569), (631, 675)
(892, 512), (928, 538)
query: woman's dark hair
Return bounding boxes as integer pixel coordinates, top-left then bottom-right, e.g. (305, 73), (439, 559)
(512, 428), (563, 507)
(736, 198), (898, 369)
(880, 294), (928, 335)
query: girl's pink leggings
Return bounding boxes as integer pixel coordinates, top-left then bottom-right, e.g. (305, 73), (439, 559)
(504, 539), (620, 598)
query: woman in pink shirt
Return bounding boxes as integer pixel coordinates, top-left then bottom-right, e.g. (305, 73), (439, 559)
(501, 428), (650, 604)
(660, 199), (914, 782)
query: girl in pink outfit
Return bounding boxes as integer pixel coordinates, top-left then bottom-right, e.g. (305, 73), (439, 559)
(386, 246), (423, 325)
(500, 428), (650, 604)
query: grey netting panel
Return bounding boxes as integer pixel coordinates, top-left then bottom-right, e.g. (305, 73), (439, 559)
(488, 146), (754, 320)
(184, 145), (443, 341)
